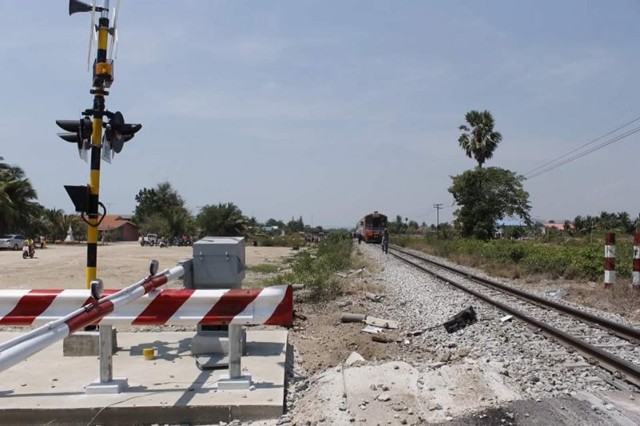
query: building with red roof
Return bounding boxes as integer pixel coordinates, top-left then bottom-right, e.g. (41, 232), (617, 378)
(97, 215), (139, 241)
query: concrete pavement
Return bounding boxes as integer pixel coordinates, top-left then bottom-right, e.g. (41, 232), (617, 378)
(0, 330), (288, 425)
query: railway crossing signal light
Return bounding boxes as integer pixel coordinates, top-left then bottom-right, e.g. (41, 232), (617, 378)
(56, 117), (93, 154)
(104, 111), (141, 154)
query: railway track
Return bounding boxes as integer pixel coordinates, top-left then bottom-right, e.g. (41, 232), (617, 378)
(388, 244), (640, 389)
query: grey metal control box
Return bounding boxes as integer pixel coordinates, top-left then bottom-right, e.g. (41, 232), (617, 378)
(191, 236), (246, 289)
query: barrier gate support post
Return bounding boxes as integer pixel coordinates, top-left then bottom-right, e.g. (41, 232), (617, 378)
(217, 323), (251, 390)
(87, 324), (126, 394)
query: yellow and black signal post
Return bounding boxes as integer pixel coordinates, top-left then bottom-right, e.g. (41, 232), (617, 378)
(57, 0), (141, 289)
(84, 8), (111, 288)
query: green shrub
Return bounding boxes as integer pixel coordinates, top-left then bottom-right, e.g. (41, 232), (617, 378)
(398, 235), (639, 282)
(257, 234), (305, 248)
(247, 263), (281, 274)
(269, 230), (352, 302)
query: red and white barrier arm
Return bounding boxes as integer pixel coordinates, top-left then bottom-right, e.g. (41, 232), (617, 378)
(0, 286), (293, 327)
(0, 266), (183, 374)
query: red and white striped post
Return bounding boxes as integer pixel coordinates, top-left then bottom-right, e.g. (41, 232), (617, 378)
(604, 233), (615, 289)
(633, 233), (640, 289)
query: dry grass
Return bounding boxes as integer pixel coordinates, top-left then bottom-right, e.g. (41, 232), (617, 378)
(485, 263), (523, 280)
(451, 253), (480, 268)
(351, 246), (381, 274)
(339, 246), (386, 296)
(344, 278), (385, 296)
(568, 279), (640, 319)
(398, 240), (640, 321)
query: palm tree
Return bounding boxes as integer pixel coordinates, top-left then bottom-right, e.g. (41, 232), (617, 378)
(42, 208), (66, 241)
(458, 110), (502, 168)
(197, 203), (247, 236)
(0, 163), (42, 234)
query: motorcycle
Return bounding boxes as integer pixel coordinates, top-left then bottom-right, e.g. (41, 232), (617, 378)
(22, 245), (35, 259)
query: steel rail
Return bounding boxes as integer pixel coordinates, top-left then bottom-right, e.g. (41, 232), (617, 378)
(389, 249), (640, 388)
(390, 245), (640, 342)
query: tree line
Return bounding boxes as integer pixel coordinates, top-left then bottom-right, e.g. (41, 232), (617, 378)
(0, 160), (322, 241)
(131, 181), (325, 238)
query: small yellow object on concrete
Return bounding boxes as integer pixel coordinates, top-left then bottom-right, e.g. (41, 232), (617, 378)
(143, 347), (155, 360)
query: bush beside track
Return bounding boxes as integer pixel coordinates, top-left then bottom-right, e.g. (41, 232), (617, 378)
(393, 235), (633, 281)
(267, 230), (353, 302)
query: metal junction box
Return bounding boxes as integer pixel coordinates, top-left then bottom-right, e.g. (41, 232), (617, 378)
(192, 236), (246, 289)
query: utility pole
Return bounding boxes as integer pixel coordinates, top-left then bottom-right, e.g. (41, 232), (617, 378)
(433, 203), (443, 239)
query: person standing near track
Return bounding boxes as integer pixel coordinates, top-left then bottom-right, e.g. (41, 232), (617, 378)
(381, 228), (389, 254)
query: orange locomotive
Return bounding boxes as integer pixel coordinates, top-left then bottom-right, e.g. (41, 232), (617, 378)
(356, 211), (388, 243)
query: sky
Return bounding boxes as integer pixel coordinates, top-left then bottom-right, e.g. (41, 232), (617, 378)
(2, 1), (640, 229)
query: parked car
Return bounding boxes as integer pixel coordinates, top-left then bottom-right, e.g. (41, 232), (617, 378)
(140, 234), (159, 246)
(0, 234), (26, 250)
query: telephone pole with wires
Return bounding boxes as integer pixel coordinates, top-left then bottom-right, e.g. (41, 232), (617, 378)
(433, 203), (443, 239)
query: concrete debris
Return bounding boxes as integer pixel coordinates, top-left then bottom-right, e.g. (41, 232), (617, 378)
(345, 351), (366, 367)
(545, 289), (569, 299)
(457, 347), (472, 358)
(428, 402), (443, 411)
(341, 313), (398, 329)
(348, 268), (370, 277)
(377, 393), (392, 401)
(426, 362), (446, 369)
(372, 334), (398, 344)
(364, 316), (399, 329)
(361, 325), (384, 334)
(365, 293), (385, 302)
(276, 414), (292, 425)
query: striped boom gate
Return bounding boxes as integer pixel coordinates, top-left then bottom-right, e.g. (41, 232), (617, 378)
(0, 286), (293, 328)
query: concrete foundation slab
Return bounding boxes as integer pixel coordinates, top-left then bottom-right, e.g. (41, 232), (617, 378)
(0, 330), (288, 425)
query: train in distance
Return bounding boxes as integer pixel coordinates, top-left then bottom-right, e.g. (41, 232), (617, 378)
(356, 211), (388, 243)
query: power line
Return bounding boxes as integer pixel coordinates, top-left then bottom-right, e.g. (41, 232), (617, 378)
(524, 124), (640, 180)
(411, 210), (435, 219)
(410, 201), (456, 219)
(522, 115), (640, 179)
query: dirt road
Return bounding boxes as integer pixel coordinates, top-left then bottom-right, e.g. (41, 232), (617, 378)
(0, 242), (294, 290)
